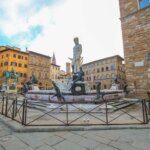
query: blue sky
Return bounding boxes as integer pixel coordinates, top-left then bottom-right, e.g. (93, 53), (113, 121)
(0, 0), (61, 47)
(0, 0), (123, 70)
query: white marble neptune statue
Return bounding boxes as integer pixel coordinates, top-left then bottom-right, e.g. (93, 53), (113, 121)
(69, 37), (83, 73)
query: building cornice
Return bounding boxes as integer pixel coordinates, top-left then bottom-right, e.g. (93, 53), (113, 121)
(28, 51), (51, 59)
(82, 55), (124, 66)
(0, 49), (28, 55)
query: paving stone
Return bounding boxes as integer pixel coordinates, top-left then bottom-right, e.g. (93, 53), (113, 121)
(0, 143), (7, 150)
(15, 132), (52, 141)
(14, 133), (45, 148)
(53, 140), (86, 150)
(54, 131), (69, 137)
(95, 130), (121, 141)
(78, 138), (100, 149)
(0, 130), (11, 138)
(131, 130), (149, 137)
(36, 145), (55, 150)
(132, 139), (150, 150)
(83, 132), (111, 144)
(0, 135), (33, 150)
(109, 141), (142, 150)
(43, 135), (64, 146)
(118, 131), (149, 144)
(0, 124), (5, 131)
(94, 143), (118, 150)
(58, 132), (85, 143)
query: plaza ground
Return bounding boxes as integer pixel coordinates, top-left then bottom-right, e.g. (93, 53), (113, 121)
(0, 119), (150, 150)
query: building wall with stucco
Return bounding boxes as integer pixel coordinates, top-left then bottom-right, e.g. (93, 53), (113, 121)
(28, 51), (52, 89)
(82, 55), (126, 90)
(0, 46), (28, 87)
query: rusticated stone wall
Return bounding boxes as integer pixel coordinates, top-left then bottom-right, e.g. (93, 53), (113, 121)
(119, 0), (150, 98)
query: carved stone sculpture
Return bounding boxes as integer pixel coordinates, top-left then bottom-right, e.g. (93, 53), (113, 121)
(69, 37), (83, 73)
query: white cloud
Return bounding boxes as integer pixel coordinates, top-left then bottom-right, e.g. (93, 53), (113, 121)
(0, 0), (33, 36)
(0, 0), (123, 71)
(29, 0), (123, 70)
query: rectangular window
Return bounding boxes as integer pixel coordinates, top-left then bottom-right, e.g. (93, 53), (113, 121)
(13, 54), (16, 58)
(11, 62), (13, 66)
(101, 60), (104, 65)
(18, 55), (21, 59)
(24, 73), (27, 77)
(4, 62), (8, 66)
(11, 62), (17, 66)
(20, 73), (22, 77)
(18, 63), (22, 67)
(111, 65), (115, 70)
(24, 64), (28, 68)
(139, 0), (150, 9)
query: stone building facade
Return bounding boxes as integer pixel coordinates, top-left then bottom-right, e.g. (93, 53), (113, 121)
(66, 62), (71, 74)
(0, 46), (28, 87)
(28, 51), (51, 89)
(50, 53), (60, 81)
(51, 64), (60, 80)
(82, 55), (126, 90)
(119, 0), (150, 98)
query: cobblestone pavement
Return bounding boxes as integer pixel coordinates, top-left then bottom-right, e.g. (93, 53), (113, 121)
(0, 122), (150, 150)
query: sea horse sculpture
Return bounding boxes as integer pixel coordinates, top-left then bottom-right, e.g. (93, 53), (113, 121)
(52, 81), (65, 102)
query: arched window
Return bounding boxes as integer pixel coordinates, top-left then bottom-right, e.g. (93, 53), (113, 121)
(111, 73), (116, 79)
(118, 74), (121, 79)
(93, 85), (96, 90)
(97, 75), (100, 79)
(97, 68), (100, 73)
(106, 66), (109, 71)
(106, 74), (110, 79)
(101, 74), (105, 79)
(38, 72), (41, 79)
(111, 65), (115, 70)
(45, 73), (48, 79)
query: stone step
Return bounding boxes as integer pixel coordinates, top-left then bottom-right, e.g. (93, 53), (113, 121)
(109, 101), (136, 111)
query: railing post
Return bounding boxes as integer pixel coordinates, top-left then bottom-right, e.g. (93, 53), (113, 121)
(1, 96), (4, 115)
(66, 103), (69, 125)
(12, 99), (15, 120)
(144, 100), (148, 123)
(14, 96), (17, 117)
(22, 98), (25, 125)
(5, 96), (8, 117)
(24, 98), (27, 125)
(142, 100), (146, 124)
(105, 101), (108, 125)
(148, 101), (150, 116)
